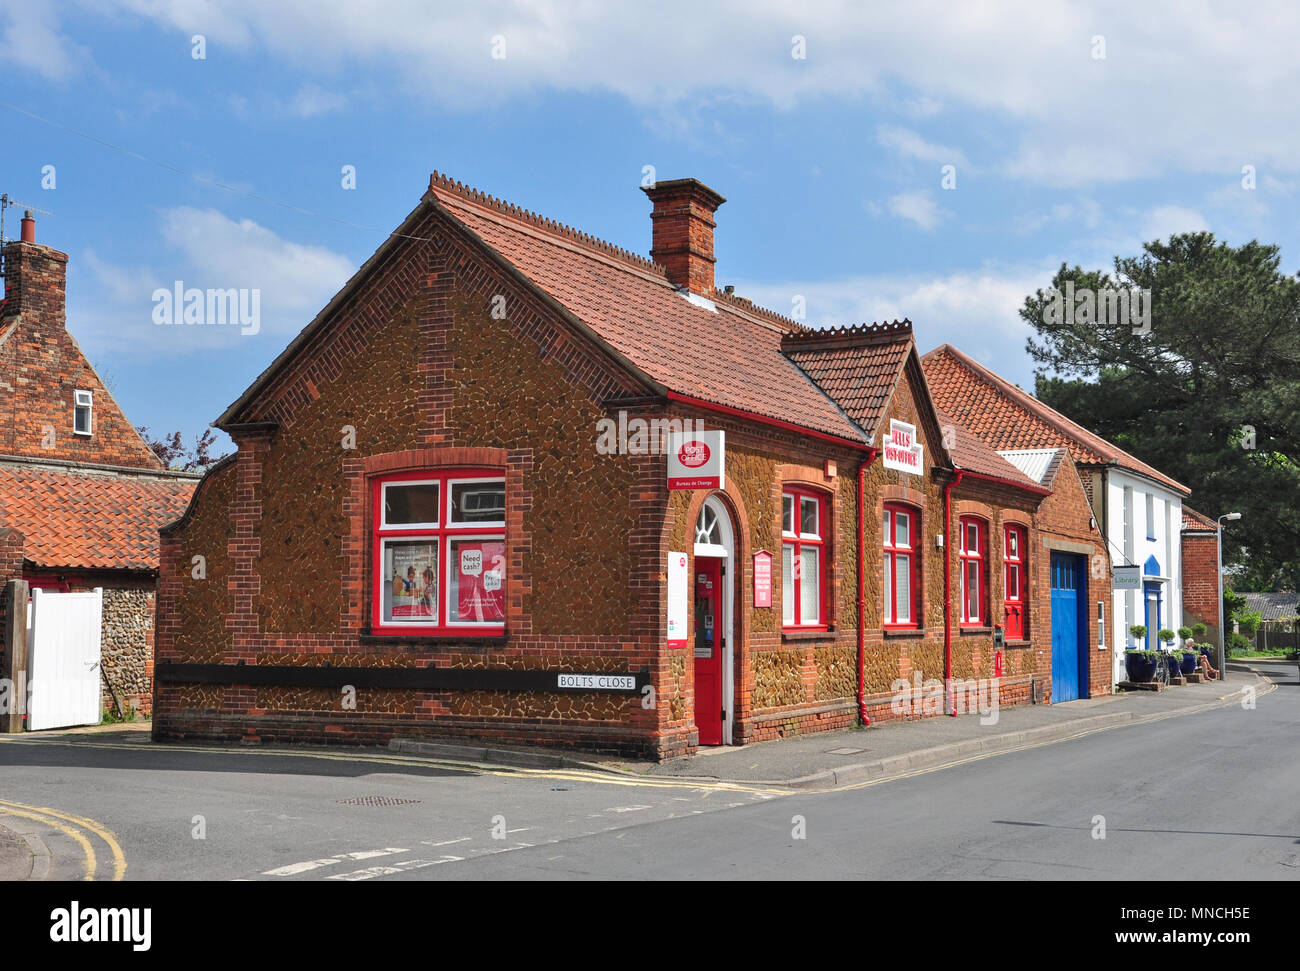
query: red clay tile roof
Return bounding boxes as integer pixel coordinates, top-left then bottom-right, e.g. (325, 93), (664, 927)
(933, 408), (1047, 492)
(781, 322), (913, 439)
(1182, 505), (1217, 532)
(921, 344), (1190, 495)
(427, 175), (865, 443)
(0, 463), (196, 571)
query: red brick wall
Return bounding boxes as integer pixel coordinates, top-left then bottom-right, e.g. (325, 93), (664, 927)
(0, 240), (162, 468)
(1181, 531), (1220, 644)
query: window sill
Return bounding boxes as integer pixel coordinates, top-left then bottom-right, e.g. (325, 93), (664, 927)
(883, 627), (924, 639)
(1004, 639), (1031, 649)
(959, 625), (993, 635)
(782, 629), (838, 643)
(360, 628), (507, 645)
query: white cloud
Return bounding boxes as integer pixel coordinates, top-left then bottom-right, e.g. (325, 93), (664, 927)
(69, 207), (354, 355)
(61, 0), (1300, 187)
(885, 190), (946, 230)
(877, 125), (969, 169)
(1139, 205), (1209, 243)
(735, 262), (1053, 387)
(0, 2), (87, 80)
(287, 82), (348, 118)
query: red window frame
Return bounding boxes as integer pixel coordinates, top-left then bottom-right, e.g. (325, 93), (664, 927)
(1003, 523), (1027, 639)
(958, 516), (987, 627)
(370, 468), (506, 636)
(782, 486), (828, 630)
(882, 502), (920, 629)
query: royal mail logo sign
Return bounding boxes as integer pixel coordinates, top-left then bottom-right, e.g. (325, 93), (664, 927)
(667, 430), (725, 489)
(882, 419), (923, 475)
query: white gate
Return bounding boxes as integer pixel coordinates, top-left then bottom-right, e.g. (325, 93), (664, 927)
(26, 587), (103, 731)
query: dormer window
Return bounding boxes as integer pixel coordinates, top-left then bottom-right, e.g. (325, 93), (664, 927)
(73, 390), (93, 436)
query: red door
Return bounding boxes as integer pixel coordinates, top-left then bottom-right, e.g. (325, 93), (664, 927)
(1003, 525), (1025, 640)
(693, 557), (724, 745)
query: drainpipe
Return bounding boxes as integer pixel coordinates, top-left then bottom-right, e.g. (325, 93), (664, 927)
(943, 470), (965, 716)
(857, 448), (879, 727)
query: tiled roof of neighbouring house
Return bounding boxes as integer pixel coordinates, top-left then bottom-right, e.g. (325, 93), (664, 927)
(1181, 505), (1218, 532)
(0, 462), (197, 570)
(1241, 591), (1300, 622)
(425, 175), (868, 443)
(920, 344), (1190, 495)
(934, 408), (1046, 492)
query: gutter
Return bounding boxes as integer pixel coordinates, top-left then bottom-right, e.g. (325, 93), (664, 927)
(943, 470), (965, 716)
(856, 448), (879, 726)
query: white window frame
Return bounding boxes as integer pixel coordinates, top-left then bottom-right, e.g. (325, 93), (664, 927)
(380, 478), (441, 530)
(73, 389), (93, 436)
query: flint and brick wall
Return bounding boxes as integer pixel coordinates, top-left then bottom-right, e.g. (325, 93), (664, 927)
(154, 209), (684, 757)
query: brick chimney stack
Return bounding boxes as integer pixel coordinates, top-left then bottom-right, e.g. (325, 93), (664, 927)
(641, 179), (726, 296)
(2, 214), (68, 325)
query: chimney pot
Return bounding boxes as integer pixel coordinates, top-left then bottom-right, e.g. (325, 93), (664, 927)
(20, 212), (34, 243)
(641, 179), (725, 295)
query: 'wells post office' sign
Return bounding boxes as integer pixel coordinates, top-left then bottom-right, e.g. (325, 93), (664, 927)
(882, 419), (923, 475)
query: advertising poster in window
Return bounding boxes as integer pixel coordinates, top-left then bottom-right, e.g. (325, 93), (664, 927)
(451, 539), (506, 623)
(384, 540), (438, 623)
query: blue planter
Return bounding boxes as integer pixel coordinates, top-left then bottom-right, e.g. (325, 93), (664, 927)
(1179, 652), (1199, 675)
(1125, 652), (1157, 683)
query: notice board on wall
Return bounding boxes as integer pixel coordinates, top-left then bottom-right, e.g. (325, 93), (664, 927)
(667, 551), (688, 648)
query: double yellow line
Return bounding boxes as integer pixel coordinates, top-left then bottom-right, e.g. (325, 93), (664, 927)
(0, 799), (126, 881)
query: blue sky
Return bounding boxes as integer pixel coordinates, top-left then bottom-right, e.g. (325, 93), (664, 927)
(2, 2), (1296, 456)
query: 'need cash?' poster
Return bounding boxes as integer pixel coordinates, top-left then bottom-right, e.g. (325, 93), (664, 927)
(452, 540), (506, 623)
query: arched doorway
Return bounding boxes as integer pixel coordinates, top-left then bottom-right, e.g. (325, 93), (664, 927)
(693, 495), (735, 745)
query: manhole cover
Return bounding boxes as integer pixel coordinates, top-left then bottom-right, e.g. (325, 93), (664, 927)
(336, 796), (422, 807)
(825, 747), (866, 756)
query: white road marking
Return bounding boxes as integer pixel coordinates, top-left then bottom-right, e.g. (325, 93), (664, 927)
(326, 856), (462, 881)
(605, 805), (652, 813)
(263, 847), (409, 876)
(420, 836), (472, 847)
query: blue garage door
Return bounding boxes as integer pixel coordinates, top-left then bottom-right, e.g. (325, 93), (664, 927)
(1050, 553), (1088, 702)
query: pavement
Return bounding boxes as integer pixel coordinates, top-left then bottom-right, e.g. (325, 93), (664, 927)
(392, 667), (1276, 790)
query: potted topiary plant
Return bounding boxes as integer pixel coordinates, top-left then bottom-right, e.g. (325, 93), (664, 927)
(1177, 626), (1193, 648)
(1191, 623), (1210, 655)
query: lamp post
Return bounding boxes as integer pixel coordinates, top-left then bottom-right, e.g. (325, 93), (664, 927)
(1216, 512), (1242, 677)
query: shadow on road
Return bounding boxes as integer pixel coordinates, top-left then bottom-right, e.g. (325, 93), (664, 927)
(0, 733), (484, 780)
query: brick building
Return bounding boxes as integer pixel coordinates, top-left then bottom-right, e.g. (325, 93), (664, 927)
(1180, 506), (1221, 642)
(923, 344), (1186, 691)
(153, 174), (1110, 759)
(0, 214), (197, 715)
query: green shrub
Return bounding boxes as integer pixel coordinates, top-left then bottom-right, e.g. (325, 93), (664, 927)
(1236, 609), (1262, 639)
(1227, 632), (1253, 656)
(1177, 626), (1192, 642)
(1129, 625), (1148, 642)
(1158, 628), (1176, 645)
(1191, 622), (1209, 640)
